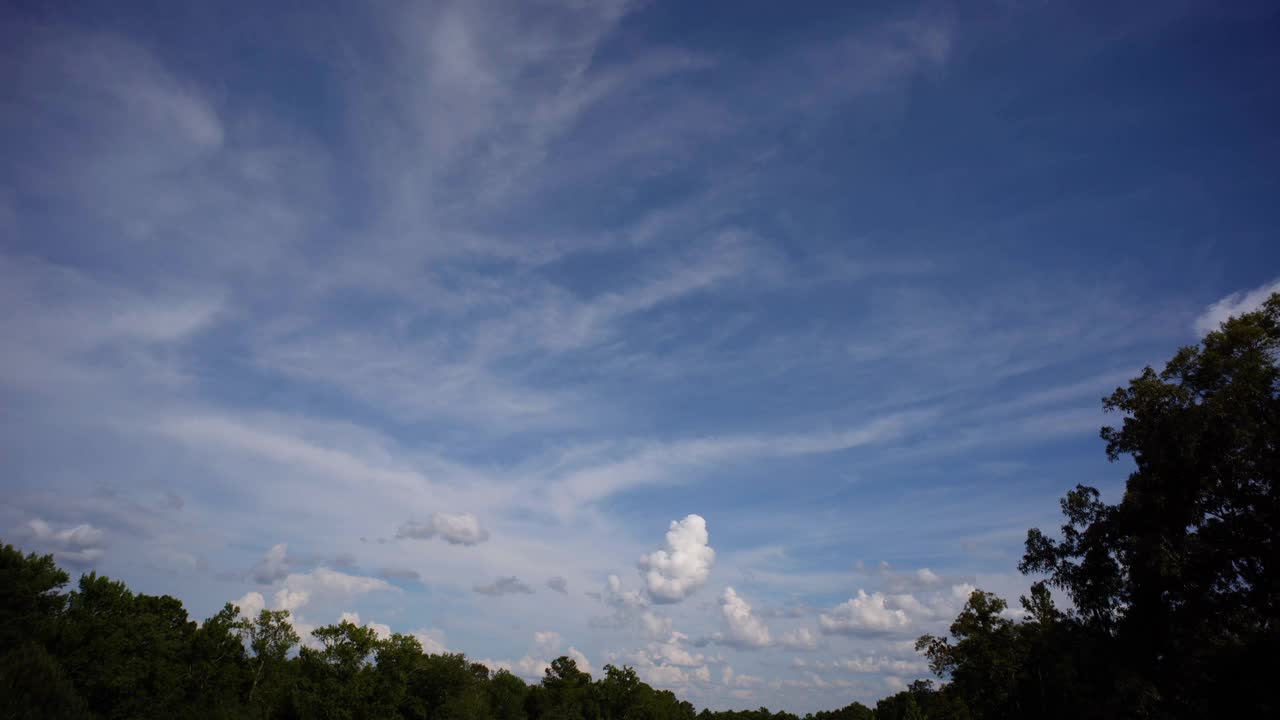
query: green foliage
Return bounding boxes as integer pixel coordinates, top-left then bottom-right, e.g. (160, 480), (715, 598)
(0, 543), (69, 650)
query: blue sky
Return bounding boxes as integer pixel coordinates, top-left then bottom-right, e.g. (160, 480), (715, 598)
(2, 0), (1279, 710)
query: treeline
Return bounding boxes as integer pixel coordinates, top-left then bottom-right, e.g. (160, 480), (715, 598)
(1, 542), (882, 720)
(3, 294), (1276, 720)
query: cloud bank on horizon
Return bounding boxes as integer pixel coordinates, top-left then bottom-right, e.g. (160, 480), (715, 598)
(2, 0), (1278, 711)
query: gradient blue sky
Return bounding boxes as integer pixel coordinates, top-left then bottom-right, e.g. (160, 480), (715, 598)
(2, 0), (1279, 710)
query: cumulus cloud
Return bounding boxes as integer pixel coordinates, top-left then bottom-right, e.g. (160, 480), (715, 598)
(396, 512), (490, 546)
(252, 543), (290, 584)
(547, 576), (568, 594)
(650, 632), (705, 667)
(916, 568), (941, 584)
(716, 586), (771, 648)
(637, 514), (715, 603)
(819, 590), (911, 634)
(413, 628), (450, 655)
(478, 646), (593, 681)
(602, 574), (647, 609)
(20, 518), (105, 565)
(534, 631), (562, 655)
(284, 567), (398, 596)
(339, 611), (392, 640)
(1194, 278), (1280, 335)
(474, 576), (535, 596)
(567, 647), (595, 676)
(234, 591), (266, 620)
(274, 587), (310, 612)
(778, 626), (818, 650)
(477, 655), (551, 681)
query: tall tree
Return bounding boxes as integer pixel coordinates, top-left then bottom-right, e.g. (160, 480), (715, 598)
(1020, 293), (1280, 715)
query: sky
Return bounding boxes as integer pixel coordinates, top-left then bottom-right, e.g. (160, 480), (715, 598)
(2, 0), (1279, 711)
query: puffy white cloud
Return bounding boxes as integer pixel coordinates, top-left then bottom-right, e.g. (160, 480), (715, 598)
(253, 543), (290, 584)
(474, 576), (535, 596)
(819, 590), (911, 634)
(274, 588), (310, 612)
(235, 591), (266, 620)
(642, 664), (688, 687)
(637, 514), (715, 603)
(413, 628), (450, 655)
(603, 575), (647, 609)
(21, 518), (105, 565)
(778, 626), (818, 650)
(650, 632), (704, 667)
(717, 586), (771, 648)
(916, 568), (941, 584)
(284, 567), (398, 596)
(692, 666), (711, 684)
(397, 512), (490, 546)
(1194, 278), (1280, 335)
(567, 647), (595, 676)
(339, 611), (392, 640)
(534, 631), (562, 655)
(951, 582), (977, 602)
(479, 646), (592, 682)
(478, 655), (551, 681)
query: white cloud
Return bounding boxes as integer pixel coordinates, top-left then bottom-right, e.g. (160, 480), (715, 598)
(778, 626), (818, 650)
(234, 591), (266, 620)
(397, 512), (490, 545)
(273, 588), (310, 612)
(692, 666), (711, 684)
(716, 587), (772, 649)
(638, 514), (715, 603)
(413, 628), (450, 655)
(1195, 279), (1280, 335)
(834, 656), (929, 674)
(477, 655), (551, 681)
(339, 611), (392, 640)
(640, 611), (674, 638)
(819, 590), (911, 634)
(253, 543), (290, 584)
(642, 664), (688, 687)
(534, 631), (563, 655)
(916, 568), (941, 584)
(281, 567), (399, 598)
(604, 575), (647, 609)
(649, 632), (705, 667)
(20, 518), (105, 565)
(567, 647), (595, 676)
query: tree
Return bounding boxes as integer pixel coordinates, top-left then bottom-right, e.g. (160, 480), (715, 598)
(294, 620), (385, 720)
(237, 607), (299, 714)
(185, 603), (250, 719)
(0, 543), (69, 652)
(1019, 292), (1280, 715)
(917, 591), (1021, 719)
